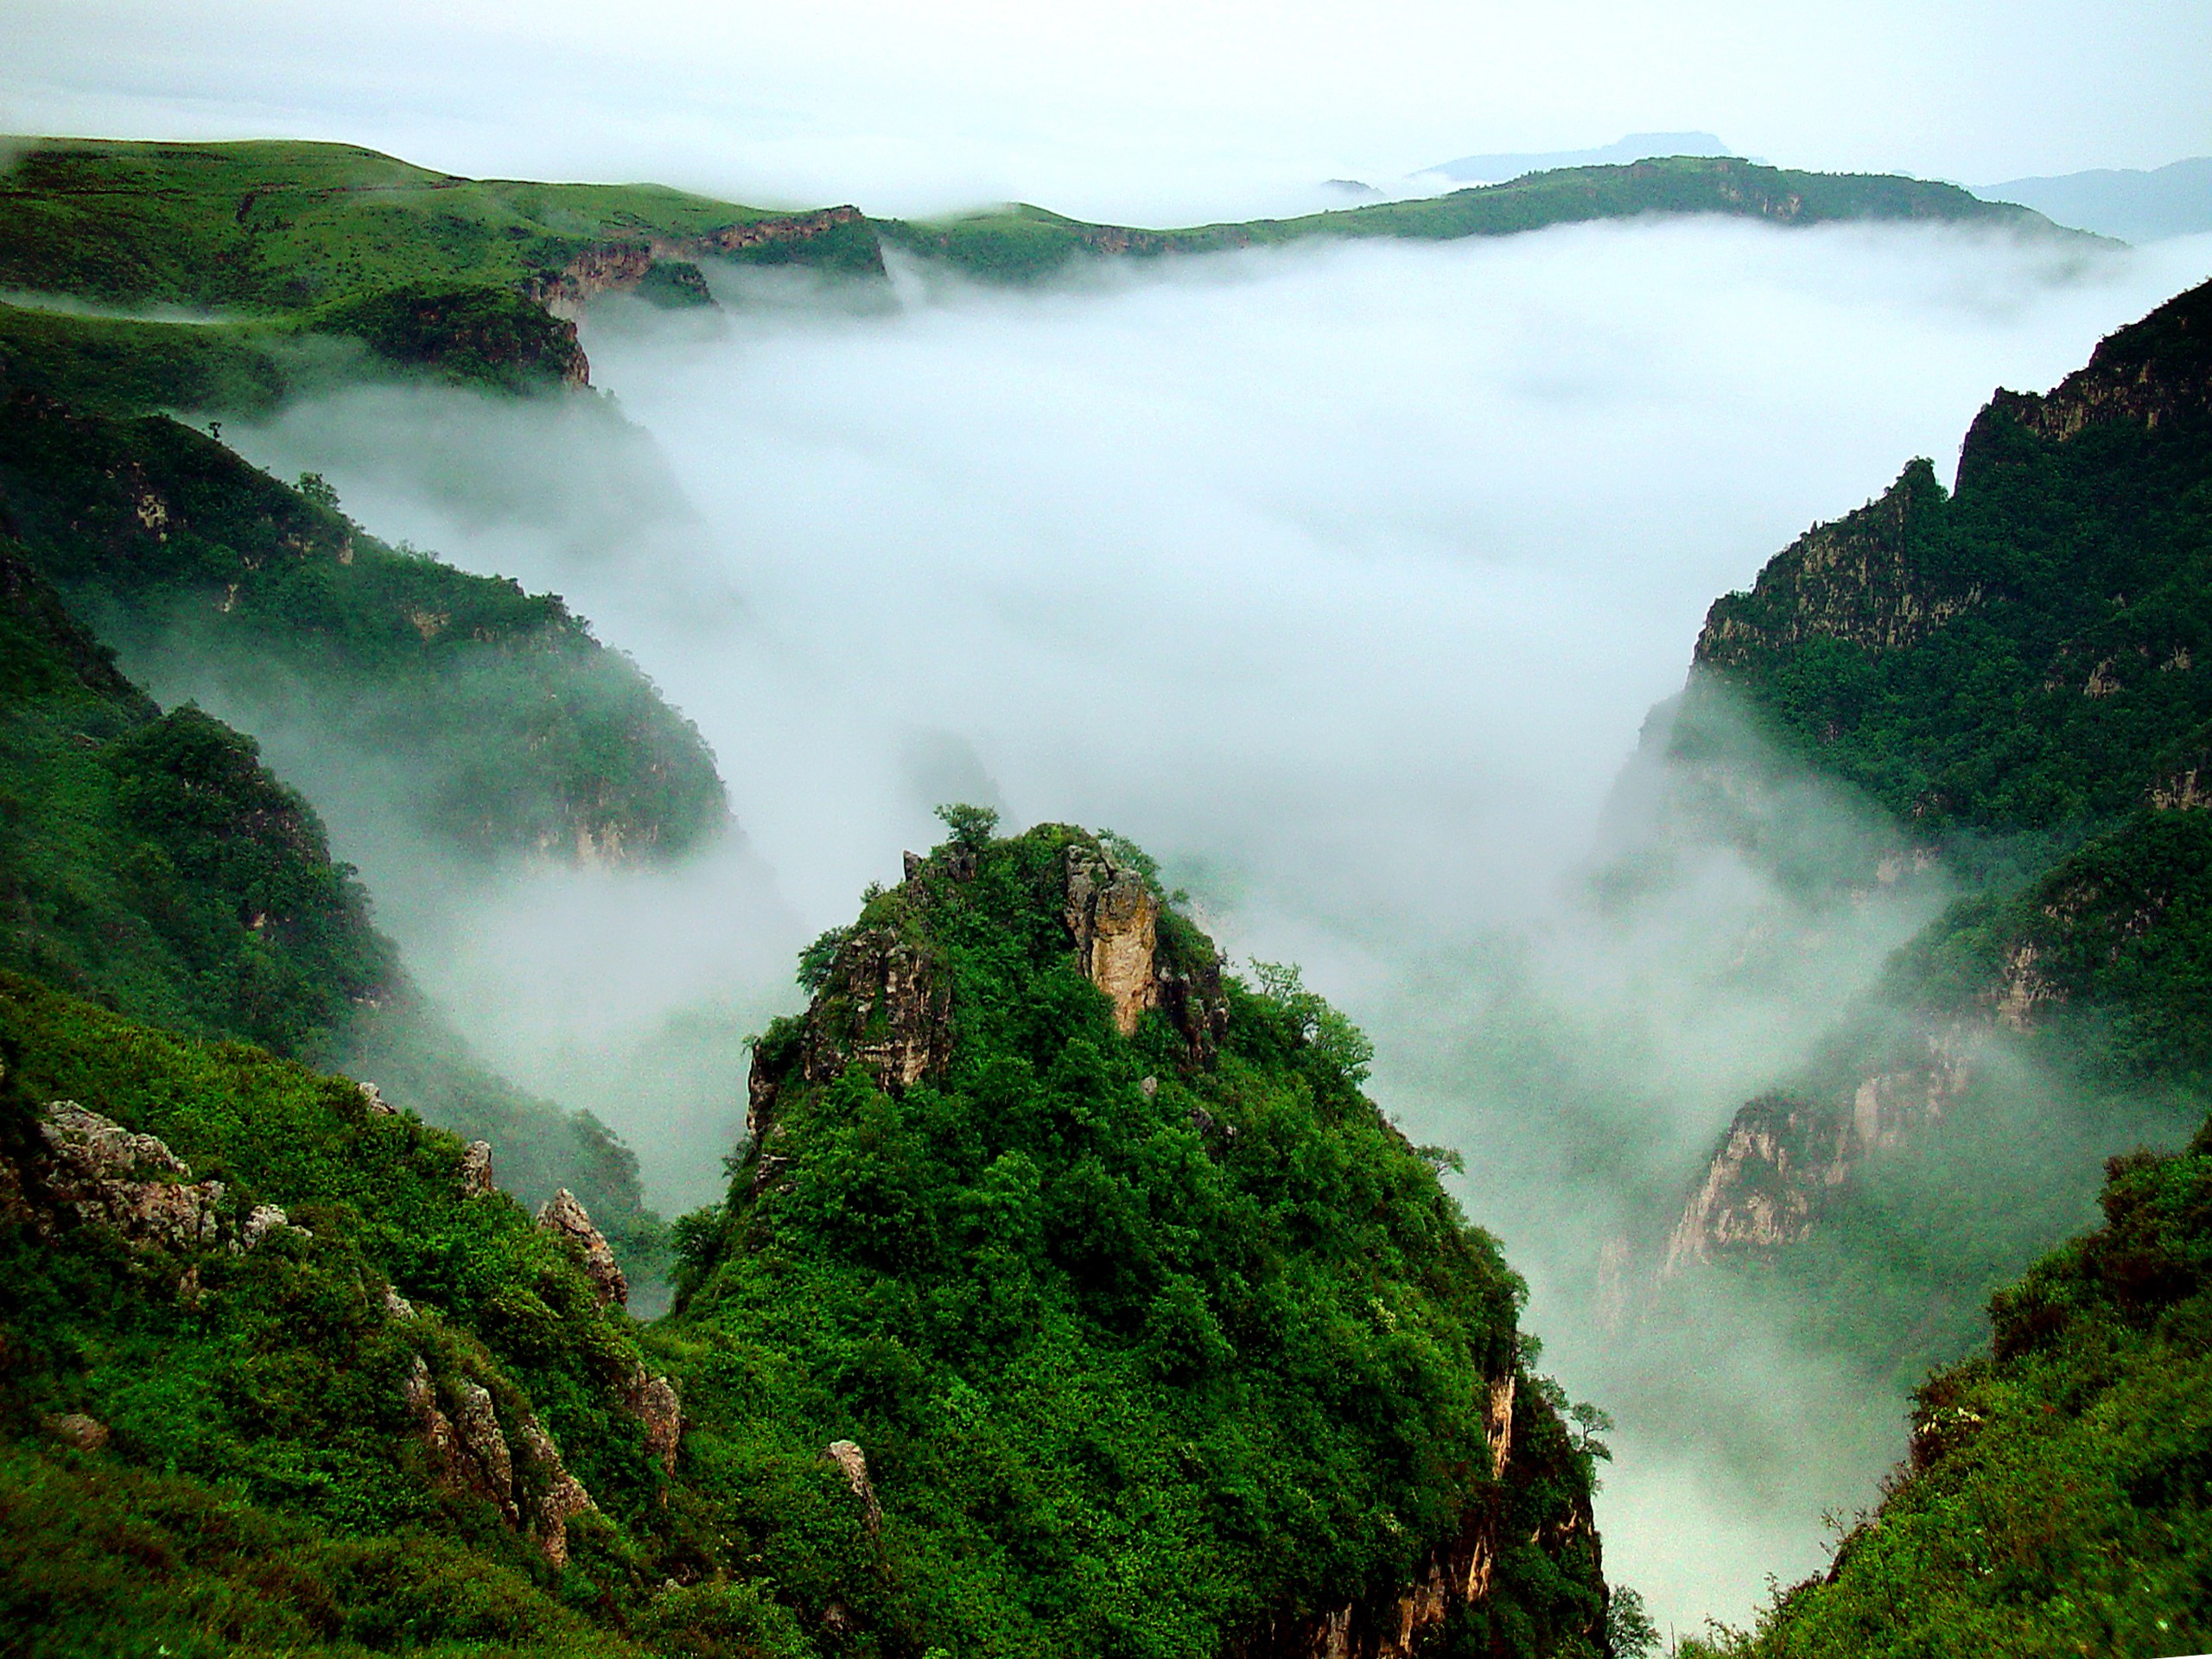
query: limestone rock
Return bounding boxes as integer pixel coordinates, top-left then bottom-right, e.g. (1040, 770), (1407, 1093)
(47, 1412), (108, 1452)
(450, 1379), (518, 1523)
(383, 1286), (416, 1320)
(622, 1361), (683, 1476)
(1064, 846), (1160, 1037)
(536, 1188), (627, 1309)
(239, 1204), (297, 1251)
(458, 1141), (494, 1198)
(824, 1439), (881, 1534)
(401, 1353), (464, 1488)
(515, 1413), (596, 1567)
(796, 926), (953, 1092)
(358, 1081), (397, 1116)
(33, 1101), (226, 1250)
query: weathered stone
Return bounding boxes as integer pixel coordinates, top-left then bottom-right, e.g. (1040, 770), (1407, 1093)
(358, 1081), (397, 1116)
(47, 1412), (108, 1452)
(239, 1204), (296, 1251)
(450, 1379), (518, 1523)
(458, 1141), (494, 1198)
(824, 1439), (881, 1534)
(514, 1413), (595, 1567)
(536, 1188), (627, 1309)
(622, 1361), (683, 1476)
(1064, 846), (1160, 1036)
(384, 1286), (416, 1320)
(33, 1101), (226, 1251)
(796, 927), (952, 1092)
(401, 1353), (464, 1487)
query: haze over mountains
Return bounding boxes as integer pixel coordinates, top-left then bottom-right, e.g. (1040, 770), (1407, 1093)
(1981, 155), (2212, 243)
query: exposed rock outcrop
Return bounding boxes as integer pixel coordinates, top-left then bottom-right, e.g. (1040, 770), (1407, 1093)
(537, 1188), (627, 1309)
(1695, 461), (1978, 671)
(1959, 277), (2212, 469)
(46, 1412), (109, 1452)
(622, 1361), (683, 1477)
(29, 1101), (226, 1250)
(524, 207), (880, 317)
(399, 1351), (600, 1562)
(797, 926), (954, 1092)
(458, 1140), (495, 1198)
(823, 1439), (882, 1535)
(1064, 845), (1160, 1036)
(1667, 1025), (1979, 1270)
(515, 1414), (596, 1567)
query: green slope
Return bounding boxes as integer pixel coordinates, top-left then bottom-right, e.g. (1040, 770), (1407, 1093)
(880, 156), (2078, 283)
(670, 813), (1613, 1658)
(0, 364), (730, 864)
(1656, 279), (2212, 1649)
(0, 534), (661, 1268)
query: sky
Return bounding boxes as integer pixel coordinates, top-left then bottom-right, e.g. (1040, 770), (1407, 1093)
(3, 0), (2210, 221)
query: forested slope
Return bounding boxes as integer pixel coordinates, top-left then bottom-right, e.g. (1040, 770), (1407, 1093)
(1655, 277), (2212, 1650)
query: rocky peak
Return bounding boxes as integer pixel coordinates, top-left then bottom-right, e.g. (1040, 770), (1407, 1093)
(1959, 276), (2212, 480)
(536, 1187), (628, 1309)
(1694, 460), (1975, 671)
(1063, 844), (1161, 1037)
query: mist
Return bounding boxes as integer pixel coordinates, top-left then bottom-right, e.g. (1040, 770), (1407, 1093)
(178, 217), (2212, 1635)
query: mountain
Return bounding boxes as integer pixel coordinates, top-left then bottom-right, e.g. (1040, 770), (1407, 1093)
(1427, 133), (1733, 184)
(1638, 277), (2212, 1649)
(880, 156), (2083, 284)
(0, 810), (1623, 1656)
(1979, 156), (2212, 244)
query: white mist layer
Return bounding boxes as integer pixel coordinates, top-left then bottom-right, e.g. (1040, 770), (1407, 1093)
(217, 219), (2212, 1633)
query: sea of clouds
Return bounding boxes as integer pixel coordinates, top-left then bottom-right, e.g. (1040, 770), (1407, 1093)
(194, 214), (2212, 1634)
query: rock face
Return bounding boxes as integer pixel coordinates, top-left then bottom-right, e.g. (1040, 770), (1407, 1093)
(400, 1351), (597, 1564)
(797, 926), (954, 1093)
(1667, 1026), (1979, 1269)
(1694, 461), (1979, 671)
(1064, 845), (1161, 1036)
(622, 1361), (683, 1477)
(823, 1439), (882, 1535)
(537, 1188), (627, 1310)
(29, 1101), (226, 1250)
(457, 1140), (494, 1198)
(1960, 276), (2212, 461)
(525, 206), (881, 317)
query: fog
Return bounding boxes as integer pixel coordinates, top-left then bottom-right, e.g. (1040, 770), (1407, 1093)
(7, 0), (2211, 219)
(193, 218), (2212, 1635)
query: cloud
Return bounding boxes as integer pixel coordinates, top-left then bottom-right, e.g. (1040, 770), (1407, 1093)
(200, 216), (2212, 1629)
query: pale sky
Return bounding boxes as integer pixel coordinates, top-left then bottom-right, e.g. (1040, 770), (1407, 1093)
(3, 0), (2209, 222)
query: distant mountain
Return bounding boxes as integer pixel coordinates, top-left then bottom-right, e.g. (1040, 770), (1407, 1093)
(1978, 156), (2212, 244)
(883, 156), (2082, 283)
(1429, 130), (1732, 183)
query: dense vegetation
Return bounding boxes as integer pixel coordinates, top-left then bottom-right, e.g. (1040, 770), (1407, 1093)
(879, 156), (2075, 283)
(0, 816), (1615, 1657)
(0, 527), (659, 1265)
(0, 360), (730, 863)
(1690, 1125), (2212, 1656)
(0, 137), (879, 394)
(669, 815), (1611, 1658)
(0, 972), (679, 1656)
(1666, 277), (2212, 1649)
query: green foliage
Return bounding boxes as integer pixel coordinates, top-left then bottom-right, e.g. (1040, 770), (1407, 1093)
(312, 281), (586, 391)
(671, 822), (1603, 1657)
(793, 926), (851, 993)
(0, 376), (729, 861)
(1721, 1137), (2212, 1656)
(0, 971), (683, 1654)
(879, 156), (2071, 283)
(933, 800), (1000, 848)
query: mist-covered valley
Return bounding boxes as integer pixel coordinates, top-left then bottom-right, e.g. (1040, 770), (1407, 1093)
(121, 215), (2212, 1636)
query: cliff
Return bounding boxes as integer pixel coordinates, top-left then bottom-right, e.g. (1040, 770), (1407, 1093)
(0, 372), (729, 865)
(678, 815), (1612, 1659)
(1660, 277), (2212, 1338)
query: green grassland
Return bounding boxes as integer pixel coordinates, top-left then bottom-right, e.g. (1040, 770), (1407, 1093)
(879, 156), (2075, 283)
